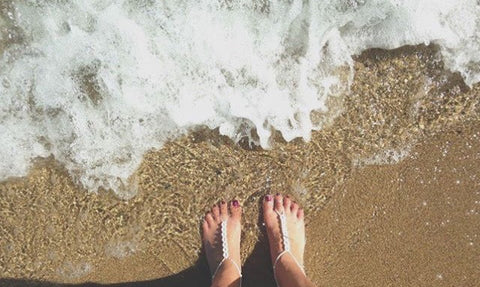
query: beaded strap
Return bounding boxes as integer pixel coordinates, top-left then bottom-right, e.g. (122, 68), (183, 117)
(221, 220), (229, 258)
(273, 210), (304, 287)
(277, 211), (291, 252)
(211, 219), (242, 285)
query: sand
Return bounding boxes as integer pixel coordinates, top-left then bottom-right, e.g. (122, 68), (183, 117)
(0, 45), (479, 286)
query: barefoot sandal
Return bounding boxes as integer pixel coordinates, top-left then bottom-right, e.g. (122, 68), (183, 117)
(273, 210), (305, 287)
(211, 219), (242, 285)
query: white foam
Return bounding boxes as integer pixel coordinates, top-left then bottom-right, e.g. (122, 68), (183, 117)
(0, 0), (479, 196)
(353, 146), (412, 166)
(57, 261), (92, 280)
(105, 240), (138, 259)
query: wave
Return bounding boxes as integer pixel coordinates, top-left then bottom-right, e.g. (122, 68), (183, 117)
(0, 0), (479, 196)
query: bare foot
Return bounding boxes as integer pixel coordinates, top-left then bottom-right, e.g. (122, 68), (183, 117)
(202, 200), (242, 286)
(264, 193), (312, 286)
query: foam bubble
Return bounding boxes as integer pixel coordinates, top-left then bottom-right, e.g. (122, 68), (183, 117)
(0, 0), (479, 196)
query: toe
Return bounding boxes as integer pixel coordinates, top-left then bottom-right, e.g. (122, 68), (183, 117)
(283, 195), (292, 212)
(212, 205), (220, 222)
(263, 194), (274, 214)
(220, 200), (228, 220)
(202, 220), (209, 234)
(291, 202), (299, 213)
(274, 193), (284, 213)
(230, 199), (242, 220)
(205, 212), (215, 227)
(297, 208), (304, 220)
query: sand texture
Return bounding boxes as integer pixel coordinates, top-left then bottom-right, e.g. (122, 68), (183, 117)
(1, 45), (479, 286)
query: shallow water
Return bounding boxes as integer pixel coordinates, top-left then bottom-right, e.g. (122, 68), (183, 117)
(1, 0), (479, 197)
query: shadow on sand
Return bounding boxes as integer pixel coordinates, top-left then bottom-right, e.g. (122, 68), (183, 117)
(1, 234), (276, 287)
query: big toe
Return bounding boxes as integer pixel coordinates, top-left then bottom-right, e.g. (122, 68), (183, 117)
(229, 199), (242, 220)
(263, 194), (274, 215)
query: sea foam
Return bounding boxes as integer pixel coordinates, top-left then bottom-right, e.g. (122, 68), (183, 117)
(0, 0), (479, 196)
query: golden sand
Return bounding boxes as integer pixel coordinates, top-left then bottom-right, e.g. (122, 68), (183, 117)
(0, 45), (479, 286)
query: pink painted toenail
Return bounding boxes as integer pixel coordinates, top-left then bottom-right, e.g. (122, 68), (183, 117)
(265, 195), (273, 201)
(232, 200), (239, 207)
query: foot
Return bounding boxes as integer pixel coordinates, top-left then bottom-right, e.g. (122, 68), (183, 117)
(263, 193), (305, 274)
(202, 200), (242, 286)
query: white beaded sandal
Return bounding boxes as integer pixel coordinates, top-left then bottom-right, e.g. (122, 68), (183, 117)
(272, 209), (305, 287)
(211, 218), (242, 286)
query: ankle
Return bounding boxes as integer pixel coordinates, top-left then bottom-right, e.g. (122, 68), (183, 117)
(212, 278), (241, 287)
(211, 260), (242, 287)
(274, 254), (306, 284)
(280, 254), (304, 270)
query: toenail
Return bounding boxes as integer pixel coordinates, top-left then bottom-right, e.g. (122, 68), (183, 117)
(221, 200), (225, 204)
(232, 200), (239, 207)
(276, 193), (280, 196)
(285, 195), (290, 198)
(265, 195), (273, 201)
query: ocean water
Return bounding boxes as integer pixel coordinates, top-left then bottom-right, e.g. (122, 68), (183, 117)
(0, 0), (479, 196)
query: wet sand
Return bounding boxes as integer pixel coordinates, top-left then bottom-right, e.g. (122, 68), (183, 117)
(1, 45), (479, 286)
